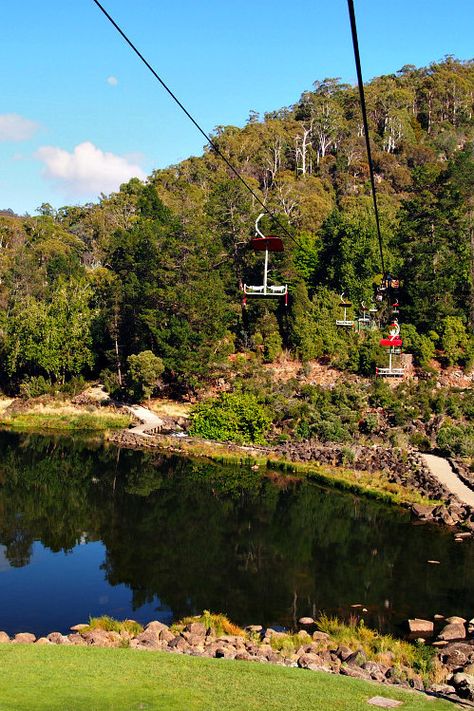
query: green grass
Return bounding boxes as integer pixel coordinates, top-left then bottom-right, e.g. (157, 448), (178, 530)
(0, 645), (451, 711)
(84, 615), (144, 636)
(0, 411), (131, 432)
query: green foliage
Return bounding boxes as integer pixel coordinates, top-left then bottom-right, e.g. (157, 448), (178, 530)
(190, 392), (272, 444)
(19, 376), (54, 399)
(2, 279), (94, 386)
(436, 423), (474, 457)
(172, 611), (245, 638)
(400, 324), (435, 368)
(439, 316), (471, 366)
(127, 350), (164, 401)
(85, 615), (144, 636)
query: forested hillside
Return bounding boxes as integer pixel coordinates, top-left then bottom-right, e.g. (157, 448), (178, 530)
(0, 57), (473, 400)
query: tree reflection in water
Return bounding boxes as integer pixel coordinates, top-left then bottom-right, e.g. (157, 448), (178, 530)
(0, 430), (472, 634)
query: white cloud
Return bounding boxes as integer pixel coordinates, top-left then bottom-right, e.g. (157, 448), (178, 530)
(0, 114), (39, 142)
(35, 141), (146, 196)
(107, 76), (118, 86)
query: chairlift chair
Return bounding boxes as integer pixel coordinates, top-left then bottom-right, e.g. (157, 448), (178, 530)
(243, 214), (288, 306)
(336, 292), (354, 327)
(376, 320), (405, 377)
(357, 301), (371, 331)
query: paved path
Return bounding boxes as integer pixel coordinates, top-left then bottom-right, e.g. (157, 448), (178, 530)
(126, 404), (165, 436)
(421, 453), (474, 507)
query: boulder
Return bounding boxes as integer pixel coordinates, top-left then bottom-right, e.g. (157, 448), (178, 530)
(82, 630), (119, 647)
(446, 616), (466, 624)
(245, 625), (262, 634)
(407, 618), (433, 635)
(168, 636), (189, 652)
(340, 664), (371, 680)
(13, 633), (36, 644)
(438, 622), (466, 641)
(47, 632), (70, 645)
(298, 617), (314, 626)
(335, 644), (354, 661)
(70, 624), (89, 632)
(429, 683), (456, 695)
(183, 622), (207, 636)
(67, 634), (87, 646)
(439, 642), (474, 669)
(35, 637), (52, 645)
(297, 653), (324, 671)
(145, 621), (169, 634)
(0, 631), (10, 643)
(312, 631), (330, 643)
(363, 661), (387, 682)
(451, 672), (474, 700)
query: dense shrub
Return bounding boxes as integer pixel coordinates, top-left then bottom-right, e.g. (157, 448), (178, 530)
(190, 392), (272, 444)
(436, 424), (474, 457)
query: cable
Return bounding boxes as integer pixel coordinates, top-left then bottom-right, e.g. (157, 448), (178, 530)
(91, 0), (301, 249)
(346, 0), (386, 276)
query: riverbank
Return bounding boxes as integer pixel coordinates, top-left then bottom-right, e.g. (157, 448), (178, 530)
(109, 428), (474, 527)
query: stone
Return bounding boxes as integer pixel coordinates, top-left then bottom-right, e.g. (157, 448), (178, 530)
(245, 625), (262, 634)
(446, 616), (466, 624)
(312, 631), (330, 642)
(438, 622), (466, 641)
(145, 621), (169, 634)
(183, 622), (206, 636)
(367, 697), (402, 708)
(168, 636), (188, 652)
(47, 632), (70, 645)
(429, 683), (456, 694)
(35, 637), (52, 645)
(0, 631), (10, 643)
(82, 630), (118, 647)
(340, 664), (371, 680)
(452, 672), (474, 700)
(363, 661), (386, 682)
(439, 642), (473, 669)
(298, 617), (314, 626)
(463, 663), (474, 675)
(13, 633), (36, 644)
(297, 652), (324, 671)
(68, 634), (87, 646)
(336, 644), (354, 661)
(407, 618), (434, 635)
(70, 624), (89, 632)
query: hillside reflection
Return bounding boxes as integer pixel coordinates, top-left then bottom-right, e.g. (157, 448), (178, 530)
(0, 430), (472, 634)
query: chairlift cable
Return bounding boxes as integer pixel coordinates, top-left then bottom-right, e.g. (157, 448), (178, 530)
(91, 0), (302, 249)
(346, 0), (386, 276)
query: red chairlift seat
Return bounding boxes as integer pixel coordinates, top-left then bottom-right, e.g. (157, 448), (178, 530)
(379, 337), (403, 348)
(250, 236), (284, 252)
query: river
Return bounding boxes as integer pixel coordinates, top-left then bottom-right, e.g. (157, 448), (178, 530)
(0, 430), (472, 637)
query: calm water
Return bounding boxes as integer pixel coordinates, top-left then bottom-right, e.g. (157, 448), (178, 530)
(0, 430), (473, 637)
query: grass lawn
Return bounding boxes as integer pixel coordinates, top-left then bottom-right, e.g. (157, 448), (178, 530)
(0, 645), (451, 711)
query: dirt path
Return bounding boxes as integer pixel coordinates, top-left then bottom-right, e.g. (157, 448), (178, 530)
(125, 404), (165, 436)
(421, 453), (474, 507)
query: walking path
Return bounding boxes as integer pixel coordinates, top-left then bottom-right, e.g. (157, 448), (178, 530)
(421, 453), (474, 507)
(125, 404), (165, 436)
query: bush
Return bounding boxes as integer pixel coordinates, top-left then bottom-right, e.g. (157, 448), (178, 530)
(19, 376), (54, 399)
(400, 323), (435, 368)
(439, 316), (469, 366)
(190, 391), (272, 444)
(436, 424), (474, 457)
(127, 351), (164, 401)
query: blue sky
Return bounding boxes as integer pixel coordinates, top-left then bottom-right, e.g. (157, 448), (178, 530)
(1, 0), (473, 215)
